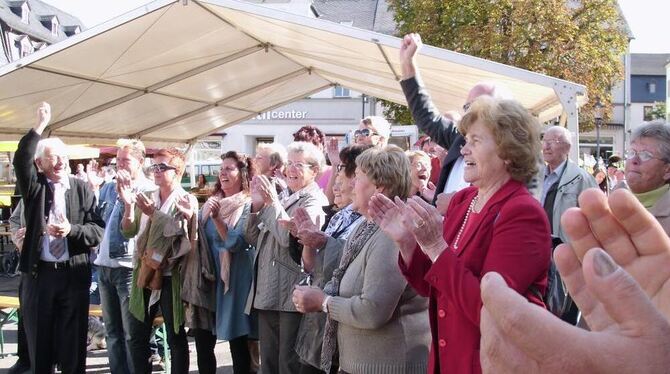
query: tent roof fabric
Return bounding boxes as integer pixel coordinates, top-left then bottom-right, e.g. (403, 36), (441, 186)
(0, 0), (586, 146)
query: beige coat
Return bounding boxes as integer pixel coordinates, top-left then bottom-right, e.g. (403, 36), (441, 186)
(244, 183), (327, 313)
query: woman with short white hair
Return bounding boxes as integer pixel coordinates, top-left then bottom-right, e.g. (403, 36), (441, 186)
(244, 141), (328, 373)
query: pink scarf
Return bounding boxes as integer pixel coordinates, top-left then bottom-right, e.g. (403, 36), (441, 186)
(202, 192), (250, 293)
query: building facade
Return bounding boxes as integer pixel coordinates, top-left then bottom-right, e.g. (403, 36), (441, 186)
(0, 0), (84, 64)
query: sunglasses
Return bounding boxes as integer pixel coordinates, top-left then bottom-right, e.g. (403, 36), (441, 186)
(354, 128), (378, 138)
(150, 162), (177, 172)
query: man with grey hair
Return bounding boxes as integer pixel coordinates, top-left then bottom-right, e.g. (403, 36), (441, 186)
(541, 126), (597, 244)
(399, 33), (513, 199)
(624, 120), (670, 234)
(13, 102), (104, 373)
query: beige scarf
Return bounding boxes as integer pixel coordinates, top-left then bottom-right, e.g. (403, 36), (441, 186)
(202, 191), (250, 293)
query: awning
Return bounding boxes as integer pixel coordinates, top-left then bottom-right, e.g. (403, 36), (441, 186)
(0, 141), (98, 159)
(0, 0), (586, 158)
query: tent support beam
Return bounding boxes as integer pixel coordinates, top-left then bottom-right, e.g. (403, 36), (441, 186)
(187, 82), (334, 142)
(553, 82), (581, 162)
(132, 67), (310, 138)
(374, 41), (400, 81)
(46, 44), (266, 131)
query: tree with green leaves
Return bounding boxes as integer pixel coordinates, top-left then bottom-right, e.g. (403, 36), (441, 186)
(649, 101), (667, 121)
(384, 0), (629, 131)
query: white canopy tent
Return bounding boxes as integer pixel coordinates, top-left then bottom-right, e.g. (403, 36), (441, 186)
(0, 0), (586, 161)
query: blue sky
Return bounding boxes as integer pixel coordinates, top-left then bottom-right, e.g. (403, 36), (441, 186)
(45, 0), (670, 53)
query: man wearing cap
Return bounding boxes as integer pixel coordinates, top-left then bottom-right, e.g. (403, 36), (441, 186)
(13, 102), (104, 373)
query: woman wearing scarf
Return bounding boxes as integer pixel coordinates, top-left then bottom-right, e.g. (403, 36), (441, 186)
(244, 142), (328, 374)
(121, 148), (198, 374)
(292, 146), (430, 374)
(189, 151), (257, 373)
(291, 144), (370, 374)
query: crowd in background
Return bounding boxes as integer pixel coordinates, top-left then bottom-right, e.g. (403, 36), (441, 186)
(6, 32), (670, 374)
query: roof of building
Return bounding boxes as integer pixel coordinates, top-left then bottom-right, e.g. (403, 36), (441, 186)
(630, 53), (670, 75)
(312, 0), (396, 35)
(0, 0), (84, 44)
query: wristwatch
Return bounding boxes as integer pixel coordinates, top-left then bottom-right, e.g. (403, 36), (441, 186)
(322, 296), (331, 313)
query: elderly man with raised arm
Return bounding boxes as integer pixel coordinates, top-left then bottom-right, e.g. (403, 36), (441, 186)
(13, 102), (104, 374)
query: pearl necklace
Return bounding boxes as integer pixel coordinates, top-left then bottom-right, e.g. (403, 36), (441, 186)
(452, 195), (478, 250)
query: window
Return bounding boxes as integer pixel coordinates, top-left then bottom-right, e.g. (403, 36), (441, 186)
(18, 37), (33, 58)
(21, 3), (30, 23)
(648, 81), (657, 94)
(255, 137), (274, 146)
(333, 86), (351, 98)
(51, 18), (59, 36)
(643, 105), (654, 121)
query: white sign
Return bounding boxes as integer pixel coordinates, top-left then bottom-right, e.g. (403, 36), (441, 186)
(255, 110), (308, 120)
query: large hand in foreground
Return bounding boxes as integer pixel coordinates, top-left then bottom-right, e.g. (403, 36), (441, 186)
(480, 247), (670, 374)
(560, 188), (670, 326)
(368, 193), (416, 253)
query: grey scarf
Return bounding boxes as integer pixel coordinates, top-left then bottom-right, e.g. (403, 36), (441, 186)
(320, 221), (379, 373)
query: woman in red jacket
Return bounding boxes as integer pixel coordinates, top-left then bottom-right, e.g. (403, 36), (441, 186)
(370, 96), (552, 373)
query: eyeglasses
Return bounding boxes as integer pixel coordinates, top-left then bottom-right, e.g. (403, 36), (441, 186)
(287, 161), (313, 169)
(354, 128), (378, 138)
(336, 164), (347, 173)
(150, 162), (177, 172)
(625, 149), (664, 163)
(542, 139), (565, 146)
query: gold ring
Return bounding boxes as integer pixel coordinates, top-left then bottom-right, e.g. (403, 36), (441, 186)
(415, 219), (426, 228)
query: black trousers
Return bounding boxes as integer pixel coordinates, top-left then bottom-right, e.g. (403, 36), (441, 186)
(229, 335), (252, 374)
(192, 328), (217, 374)
(128, 276), (190, 374)
(258, 310), (302, 374)
(16, 276), (30, 366)
(21, 265), (90, 374)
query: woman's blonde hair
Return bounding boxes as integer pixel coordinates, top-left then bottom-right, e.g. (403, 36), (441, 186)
(458, 97), (541, 184)
(356, 145), (411, 200)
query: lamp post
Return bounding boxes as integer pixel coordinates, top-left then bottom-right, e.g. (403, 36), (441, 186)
(594, 99), (604, 166)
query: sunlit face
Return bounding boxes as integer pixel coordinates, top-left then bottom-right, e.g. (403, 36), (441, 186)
(460, 120), (509, 189)
(219, 158), (242, 195)
(151, 155), (178, 189)
(351, 167), (379, 214)
(36, 145), (68, 183)
(285, 151), (317, 192)
(333, 167), (355, 208)
(625, 137), (670, 194)
(254, 148), (272, 176)
(410, 156), (431, 192)
(355, 121), (382, 146)
(116, 148), (143, 179)
(542, 129), (570, 168)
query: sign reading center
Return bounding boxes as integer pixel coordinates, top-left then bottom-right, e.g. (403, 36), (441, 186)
(255, 110), (308, 120)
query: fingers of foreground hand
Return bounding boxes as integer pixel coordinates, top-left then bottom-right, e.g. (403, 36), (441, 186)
(480, 272), (582, 363)
(608, 188), (670, 257)
(554, 244), (613, 331)
(576, 189), (638, 266)
(480, 307), (542, 374)
(581, 247), (670, 333)
(561, 207), (604, 261)
(368, 193), (395, 220)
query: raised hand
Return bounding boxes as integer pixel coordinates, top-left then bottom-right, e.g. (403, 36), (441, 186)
(207, 198), (221, 219)
(399, 33), (422, 79)
(326, 137), (341, 167)
(293, 208), (326, 249)
(34, 102), (51, 134)
(435, 191), (454, 216)
(136, 192), (156, 217)
(250, 176), (265, 211)
(116, 170), (136, 205)
(421, 181), (436, 202)
(257, 175), (279, 205)
(404, 196), (447, 261)
(560, 188), (670, 323)
(368, 193), (417, 256)
(175, 195), (195, 220)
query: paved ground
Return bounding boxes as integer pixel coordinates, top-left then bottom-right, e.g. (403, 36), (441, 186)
(0, 320), (236, 373)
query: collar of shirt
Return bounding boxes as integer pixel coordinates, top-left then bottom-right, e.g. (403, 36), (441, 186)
(47, 176), (71, 191)
(545, 159), (567, 179)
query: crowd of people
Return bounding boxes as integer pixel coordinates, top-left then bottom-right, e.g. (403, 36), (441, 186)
(6, 32), (670, 374)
